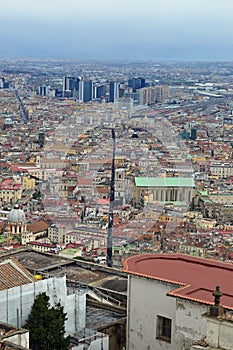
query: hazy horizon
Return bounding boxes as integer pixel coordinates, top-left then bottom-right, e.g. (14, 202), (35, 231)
(1, 0), (233, 61)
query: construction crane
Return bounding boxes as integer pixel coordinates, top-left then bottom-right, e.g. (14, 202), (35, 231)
(106, 129), (116, 267)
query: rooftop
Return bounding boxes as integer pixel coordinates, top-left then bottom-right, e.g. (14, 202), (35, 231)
(0, 321), (29, 350)
(135, 177), (195, 187)
(0, 257), (35, 290)
(86, 305), (125, 330)
(27, 220), (49, 233)
(123, 254), (233, 310)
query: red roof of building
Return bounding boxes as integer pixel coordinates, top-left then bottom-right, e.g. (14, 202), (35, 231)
(0, 178), (21, 190)
(78, 177), (93, 186)
(27, 221), (49, 233)
(0, 257), (35, 289)
(28, 242), (56, 248)
(96, 198), (109, 205)
(123, 254), (233, 310)
(0, 179), (12, 188)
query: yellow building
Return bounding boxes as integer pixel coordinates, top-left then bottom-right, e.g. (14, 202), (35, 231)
(23, 176), (36, 190)
(0, 178), (22, 204)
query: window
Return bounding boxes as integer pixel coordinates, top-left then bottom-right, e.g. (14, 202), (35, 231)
(156, 316), (172, 343)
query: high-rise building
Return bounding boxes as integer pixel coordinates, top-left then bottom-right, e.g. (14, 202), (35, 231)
(128, 77), (146, 92)
(74, 77), (84, 101)
(109, 81), (119, 103)
(38, 85), (47, 96)
(138, 85), (170, 105)
(190, 128), (197, 140)
(0, 78), (5, 89)
(83, 80), (93, 102)
(0, 78), (8, 89)
(94, 84), (106, 99)
(62, 76), (76, 97)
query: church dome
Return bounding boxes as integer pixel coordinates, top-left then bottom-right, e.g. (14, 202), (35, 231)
(8, 204), (26, 224)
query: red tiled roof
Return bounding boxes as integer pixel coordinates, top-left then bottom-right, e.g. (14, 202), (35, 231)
(27, 221), (49, 233)
(28, 242), (56, 248)
(96, 198), (109, 205)
(95, 186), (109, 194)
(0, 257), (35, 290)
(78, 177), (93, 186)
(0, 179), (12, 188)
(123, 254), (233, 310)
(0, 179), (21, 191)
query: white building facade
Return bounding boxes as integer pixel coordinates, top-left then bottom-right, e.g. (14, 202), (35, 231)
(127, 274), (209, 350)
(124, 254), (233, 350)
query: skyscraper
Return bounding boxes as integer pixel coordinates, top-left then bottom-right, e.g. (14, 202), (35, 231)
(74, 77), (84, 101)
(190, 128), (197, 140)
(62, 76), (76, 97)
(83, 80), (93, 102)
(109, 81), (119, 103)
(0, 78), (5, 89)
(94, 84), (106, 99)
(38, 85), (47, 96)
(128, 77), (146, 92)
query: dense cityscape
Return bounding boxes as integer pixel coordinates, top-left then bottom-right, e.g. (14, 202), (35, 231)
(0, 58), (232, 349)
(0, 59), (233, 262)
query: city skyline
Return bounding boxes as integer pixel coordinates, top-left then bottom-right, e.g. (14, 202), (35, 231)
(1, 0), (233, 61)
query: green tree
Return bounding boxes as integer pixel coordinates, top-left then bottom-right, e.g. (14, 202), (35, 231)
(25, 293), (70, 350)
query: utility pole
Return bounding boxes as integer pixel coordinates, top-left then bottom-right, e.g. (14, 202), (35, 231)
(107, 129), (115, 267)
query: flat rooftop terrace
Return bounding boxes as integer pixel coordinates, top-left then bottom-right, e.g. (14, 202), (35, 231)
(0, 250), (69, 270)
(86, 305), (125, 330)
(123, 254), (233, 310)
(0, 250), (127, 293)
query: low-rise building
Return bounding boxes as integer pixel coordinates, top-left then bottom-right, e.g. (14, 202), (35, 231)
(26, 241), (56, 253)
(0, 322), (29, 349)
(0, 179), (22, 204)
(209, 162), (233, 179)
(123, 254), (233, 350)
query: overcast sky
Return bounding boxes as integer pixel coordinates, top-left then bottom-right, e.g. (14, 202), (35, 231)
(1, 0), (233, 60)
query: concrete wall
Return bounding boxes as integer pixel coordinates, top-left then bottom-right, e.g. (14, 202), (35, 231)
(0, 276), (86, 336)
(127, 275), (210, 350)
(65, 290), (86, 334)
(0, 277), (67, 328)
(190, 316), (233, 350)
(127, 275), (177, 350)
(175, 299), (208, 349)
(206, 317), (233, 350)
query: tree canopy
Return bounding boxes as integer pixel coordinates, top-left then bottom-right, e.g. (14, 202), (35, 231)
(25, 292), (70, 350)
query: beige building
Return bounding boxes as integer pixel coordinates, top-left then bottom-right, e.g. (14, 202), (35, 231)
(21, 220), (49, 245)
(138, 85), (170, 105)
(48, 224), (65, 244)
(0, 178), (22, 204)
(209, 163), (233, 179)
(7, 206), (49, 245)
(26, 241), (56, 253)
